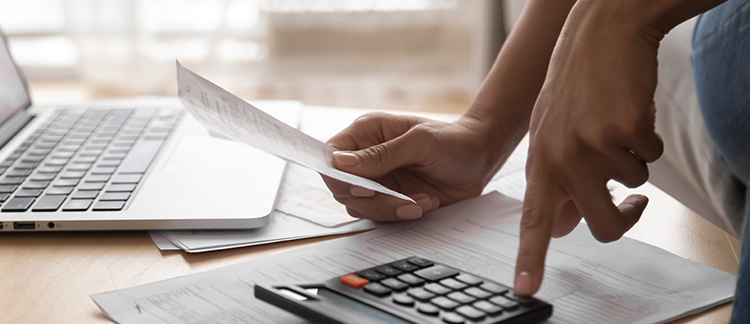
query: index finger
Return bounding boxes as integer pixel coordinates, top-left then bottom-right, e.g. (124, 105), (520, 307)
(515, 171), (567, 297)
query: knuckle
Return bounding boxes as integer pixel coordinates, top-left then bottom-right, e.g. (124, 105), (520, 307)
(360, 144), (390, 166)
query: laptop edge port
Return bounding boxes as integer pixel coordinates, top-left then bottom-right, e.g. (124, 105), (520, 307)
(14, 222), (35, 230)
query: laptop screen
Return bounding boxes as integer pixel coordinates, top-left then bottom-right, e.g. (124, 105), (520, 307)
(0, 33), (31, 126)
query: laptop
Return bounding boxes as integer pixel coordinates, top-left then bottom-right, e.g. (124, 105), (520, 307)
(0, 31), (293, 231)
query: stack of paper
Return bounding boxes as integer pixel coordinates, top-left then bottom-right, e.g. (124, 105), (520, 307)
(92, 192), (736, 324)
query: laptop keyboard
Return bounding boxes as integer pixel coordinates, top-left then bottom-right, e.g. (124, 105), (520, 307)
(0, 108), (184, 213)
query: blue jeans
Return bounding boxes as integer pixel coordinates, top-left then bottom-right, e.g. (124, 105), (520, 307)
(692, 0), (750, 322)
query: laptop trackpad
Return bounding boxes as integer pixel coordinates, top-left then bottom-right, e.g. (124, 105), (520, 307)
(163, 133), (265, 173)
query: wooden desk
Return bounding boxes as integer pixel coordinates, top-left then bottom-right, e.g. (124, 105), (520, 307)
(0, 103), (740, 323)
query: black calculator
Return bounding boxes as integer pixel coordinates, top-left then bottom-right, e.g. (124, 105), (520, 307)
(254, 257), (553, 324)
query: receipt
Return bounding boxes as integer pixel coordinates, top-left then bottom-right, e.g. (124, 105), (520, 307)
(176, 61), (414, 202)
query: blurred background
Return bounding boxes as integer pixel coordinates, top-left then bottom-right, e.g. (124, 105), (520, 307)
(0, 0), (524, 113)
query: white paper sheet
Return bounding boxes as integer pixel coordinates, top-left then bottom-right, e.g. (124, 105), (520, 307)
(176, 62), (413, 202)
(161, 210), (376, 253)
(91, 192), (736, 324)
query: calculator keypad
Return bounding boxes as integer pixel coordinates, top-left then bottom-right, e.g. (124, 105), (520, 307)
(341, 257), (544, 324)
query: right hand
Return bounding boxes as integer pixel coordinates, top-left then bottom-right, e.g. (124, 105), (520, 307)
(323, 112), (507, 222)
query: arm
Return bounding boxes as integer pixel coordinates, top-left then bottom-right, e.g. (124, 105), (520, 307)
(323, 0), (577, 221)
(514, 0), (727, 297)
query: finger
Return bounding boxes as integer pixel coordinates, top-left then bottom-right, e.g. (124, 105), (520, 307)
(515, 172), (567, 297)
(335, 193), (432, 222)
(624, 130), (664, 163)
(321, 175), (356, 198)
(609, 149), (649, 188)
(327, 112), (423, 151)
(551, 199), (582, 238)
(571, 180), (646, 243)
(332, 126), (435, 179)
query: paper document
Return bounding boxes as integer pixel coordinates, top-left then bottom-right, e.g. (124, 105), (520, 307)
(176, 61), (413, 202)
(91, 192), (735, 324)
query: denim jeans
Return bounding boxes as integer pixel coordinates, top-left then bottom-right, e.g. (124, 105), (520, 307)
(692, 0), (750, 322)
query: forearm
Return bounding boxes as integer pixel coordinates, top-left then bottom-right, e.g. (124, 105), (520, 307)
(463, 0), (577, 160)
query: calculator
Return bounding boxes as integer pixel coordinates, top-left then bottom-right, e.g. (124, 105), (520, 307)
(254, 257), (553, 324)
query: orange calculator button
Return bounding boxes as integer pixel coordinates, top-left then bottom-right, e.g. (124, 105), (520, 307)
(341, 274), (370, 289)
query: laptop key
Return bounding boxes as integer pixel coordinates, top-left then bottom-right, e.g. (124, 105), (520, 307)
(7, 169), (32, 177)
(38, 165), (63, 173)
(0, 159), (14, 167)
(0, 193), (9, 202)
(85, 174), (110, 182)
(24, 181), (50, 189)
(67, 163), (92, 171)
(53, 179), (80, 187)
(16, 189), (43, 197)
(71, 190), (99, 199)
(0, 185), (18, 193)
(2, 197), (35, 212)
(0, 177), (26, 185)
(46, 158), (70, 166)
(99, 192), (130, 201)
(16, 161), (40, 169)
(62, 199), (93, 211)
(60, 171), (86, 179)
(79, 182), (105, 191)
(94, 199), (127, 211)
(91, 167), (116, 174)
(111, 174), (141, 184)
(32, 195), (66, 212)
(47, 187), (73, 195)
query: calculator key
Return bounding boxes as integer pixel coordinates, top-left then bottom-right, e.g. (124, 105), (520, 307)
(358, 270), (386, 281)
(396, 273), (424, 287)
(391, 261), (418, 272)
(472, 300), (503, 316)
(488, 296), (519, 310)
(407, 257), (434, 268)
(32, 195), (66, 212)
(455, 274), (483, 286)
(415, 265), (459, 282)
(375, 266), (402, 277)
(479, 282), (508, 295)
(440, 278), (467, 290)
(447, 291), (476, 305)
(392, 294), (414, 307)
(442, 313), (465, 324)
(407, 288), (435, 302)
(93, 201), (125, 211)
(507, 293), (536, 306)
(2, 197), (35, 211)
(463, 287), (492, 299)
(417, 303), (440, 316)
(425, 283), (452, 295)
(431, 296), (459, 311)
(380, 278), (409, 291)
(63, 199), (93, 211)
(363, 283), (391, 297)
(455, 305), (486, 321)
(340, 274), (369, 289)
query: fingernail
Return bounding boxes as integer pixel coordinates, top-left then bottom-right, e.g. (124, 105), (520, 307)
(396, 205), (422, 220)
(416, 197), (432, 211)
(333, 152), (359, 167)
(350, 186), (375, 197)
(514, 272), (533, 296)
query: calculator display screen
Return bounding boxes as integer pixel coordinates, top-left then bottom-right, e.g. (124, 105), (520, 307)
(317, 288), (410, 324)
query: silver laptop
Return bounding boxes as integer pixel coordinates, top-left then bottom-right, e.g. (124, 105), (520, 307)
(0, 31), (292, 231)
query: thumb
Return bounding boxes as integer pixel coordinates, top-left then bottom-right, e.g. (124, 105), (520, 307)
(332, 132), (426, 179)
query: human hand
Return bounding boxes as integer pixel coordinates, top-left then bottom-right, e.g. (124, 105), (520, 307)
(323, 112), (506, 222)
(514, 2), (665, 296)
